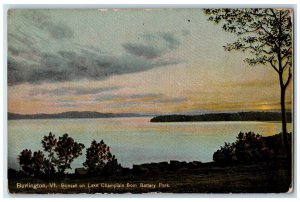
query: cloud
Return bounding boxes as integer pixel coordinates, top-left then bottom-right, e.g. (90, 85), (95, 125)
(152, 97), (188, 103)
(122, 43), (163, 59)
(122, 32), (181, 59)
(51, 93), (179, 110)
(8, 11), (182, 86)
(8, 46), (181, 85)
(107, 96), (188, 109)
(94, 93), (163, 101)
(94, 93), (187, 108)
(128, 93), (163, 99)
(50, 102), (79, 108)
(223, 79), (276, 88)
(8, 32), (41, 62)
(158, 32), (181, 49)
(48, 23), (73, 39)
(73, 86), (121, 95)
(142, 32), (181, 49)
(29, 86), (121, 97)
(23, 10), (74, 39)
(181, 29), (191, 36)
(8, 32), (36, 52)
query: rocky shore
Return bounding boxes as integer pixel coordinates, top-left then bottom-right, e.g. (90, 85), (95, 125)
(8, 158), (291, 194)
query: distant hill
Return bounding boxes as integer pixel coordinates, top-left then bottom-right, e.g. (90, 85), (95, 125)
(150, 112), (292, 123)
(8, 111), (146, 120)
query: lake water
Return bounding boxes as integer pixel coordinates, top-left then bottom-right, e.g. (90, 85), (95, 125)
(8, 117), (292, 171)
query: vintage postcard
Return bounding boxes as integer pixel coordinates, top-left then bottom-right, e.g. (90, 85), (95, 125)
(7, 8), (293, 194)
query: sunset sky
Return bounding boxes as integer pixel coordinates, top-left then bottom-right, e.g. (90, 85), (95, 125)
(8, 9), (292, 115)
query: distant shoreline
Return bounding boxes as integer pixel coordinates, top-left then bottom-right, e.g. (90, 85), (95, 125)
(8, 111), (292, 122)
(150, 112), (292, 123)
(8, 111), (149, 120)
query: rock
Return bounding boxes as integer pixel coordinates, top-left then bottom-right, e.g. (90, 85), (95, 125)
(75, 168), (87, 176)
(8, 168), (19, 178)
(158, 161), (168, 166)
(140, 163), (150, 167)
(122, 167), (131, 174)
(133, 165), (150, 175)
(157, 161), (169, 171)
(170, 160), (181, 170)
(170, 160), (180, 165)
(148, 163), (159, 169)
(180, 161), (187, 165)
(187, 161), (202, 169)
(192, 161), (202, 165)
(114, 168), (123, 175)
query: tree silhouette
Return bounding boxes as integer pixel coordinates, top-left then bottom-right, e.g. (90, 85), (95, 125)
(83, 140), (121, 175)
(18, 149), (33, 175)
(54, 134), (85, 174)
(41, 132), (57, 163)
(18, 132), (85, 176)
(18, 149), (55, 177)
(204, 8), (292, 159)
(31, 150), (46, 177)
(41, 132), (85, 174)
(213, 131), (273, 163)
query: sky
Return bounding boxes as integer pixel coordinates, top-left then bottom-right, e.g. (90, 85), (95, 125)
(7, 9), (292, 115)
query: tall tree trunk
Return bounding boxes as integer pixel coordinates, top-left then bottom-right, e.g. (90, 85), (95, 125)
(279, 74), (290, 161)
(280, 81), (292, 187)
(276, 12), (291, 162)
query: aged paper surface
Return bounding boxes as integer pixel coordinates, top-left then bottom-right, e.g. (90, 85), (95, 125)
(7, 8), (293, 194)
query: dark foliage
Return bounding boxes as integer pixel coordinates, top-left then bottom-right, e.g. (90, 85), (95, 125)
(18, 132), (84, 177)
(18, 149), (33, 175)
(203, 9), (292, 71)
(18, 132), (120, 177)
(264, 132), (292, 157)
(41, 132), (57, 162)
(42, 132), (57, 153)
(83, 140), (121, 175)
(18, 149), (55, 177)
(213, 131), (274, 163)
(31, 150), (46, 176)
(204, 8), (293, 159)
(150, 112), (292, 122)
(54, 134), (85, 174)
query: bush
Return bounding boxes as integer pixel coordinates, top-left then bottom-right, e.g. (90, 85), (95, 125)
(18, 132), (85, 177)
(54, 134), (85, 174)
(18, 149), (55, 177)
(41, 132), (57, 162)
(213, 131), (274, 163)
(18, 132), (121, 177)
(18, 149), (33, 176)
(212, 143), (237, 163)
(83, 140), (121, 175)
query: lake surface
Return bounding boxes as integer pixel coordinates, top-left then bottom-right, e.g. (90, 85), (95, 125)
(8, 117), (292, 171)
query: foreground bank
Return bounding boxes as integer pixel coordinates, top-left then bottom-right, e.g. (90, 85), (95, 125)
(8, 132), (292, 194)
(8, 157), (291, 194)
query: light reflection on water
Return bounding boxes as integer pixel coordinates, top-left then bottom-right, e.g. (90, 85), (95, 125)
(8, 117), (292, 171)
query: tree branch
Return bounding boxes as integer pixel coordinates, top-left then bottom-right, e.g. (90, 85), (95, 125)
(282, 58), (291, 70)
(281, 47), (292, 60)
(269, 60), (280, 73)
(262, 49), (274, 55)
(270, 9), (278, 21)
(239, 26), (260, 34)
(258, 24), (273, 37)
(284, 68), (292, 89)
(249, 10), (274, 18)
(281, 11), (290, 20)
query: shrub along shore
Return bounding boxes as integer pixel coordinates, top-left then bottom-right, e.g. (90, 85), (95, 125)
(8, 132), (292, 194)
